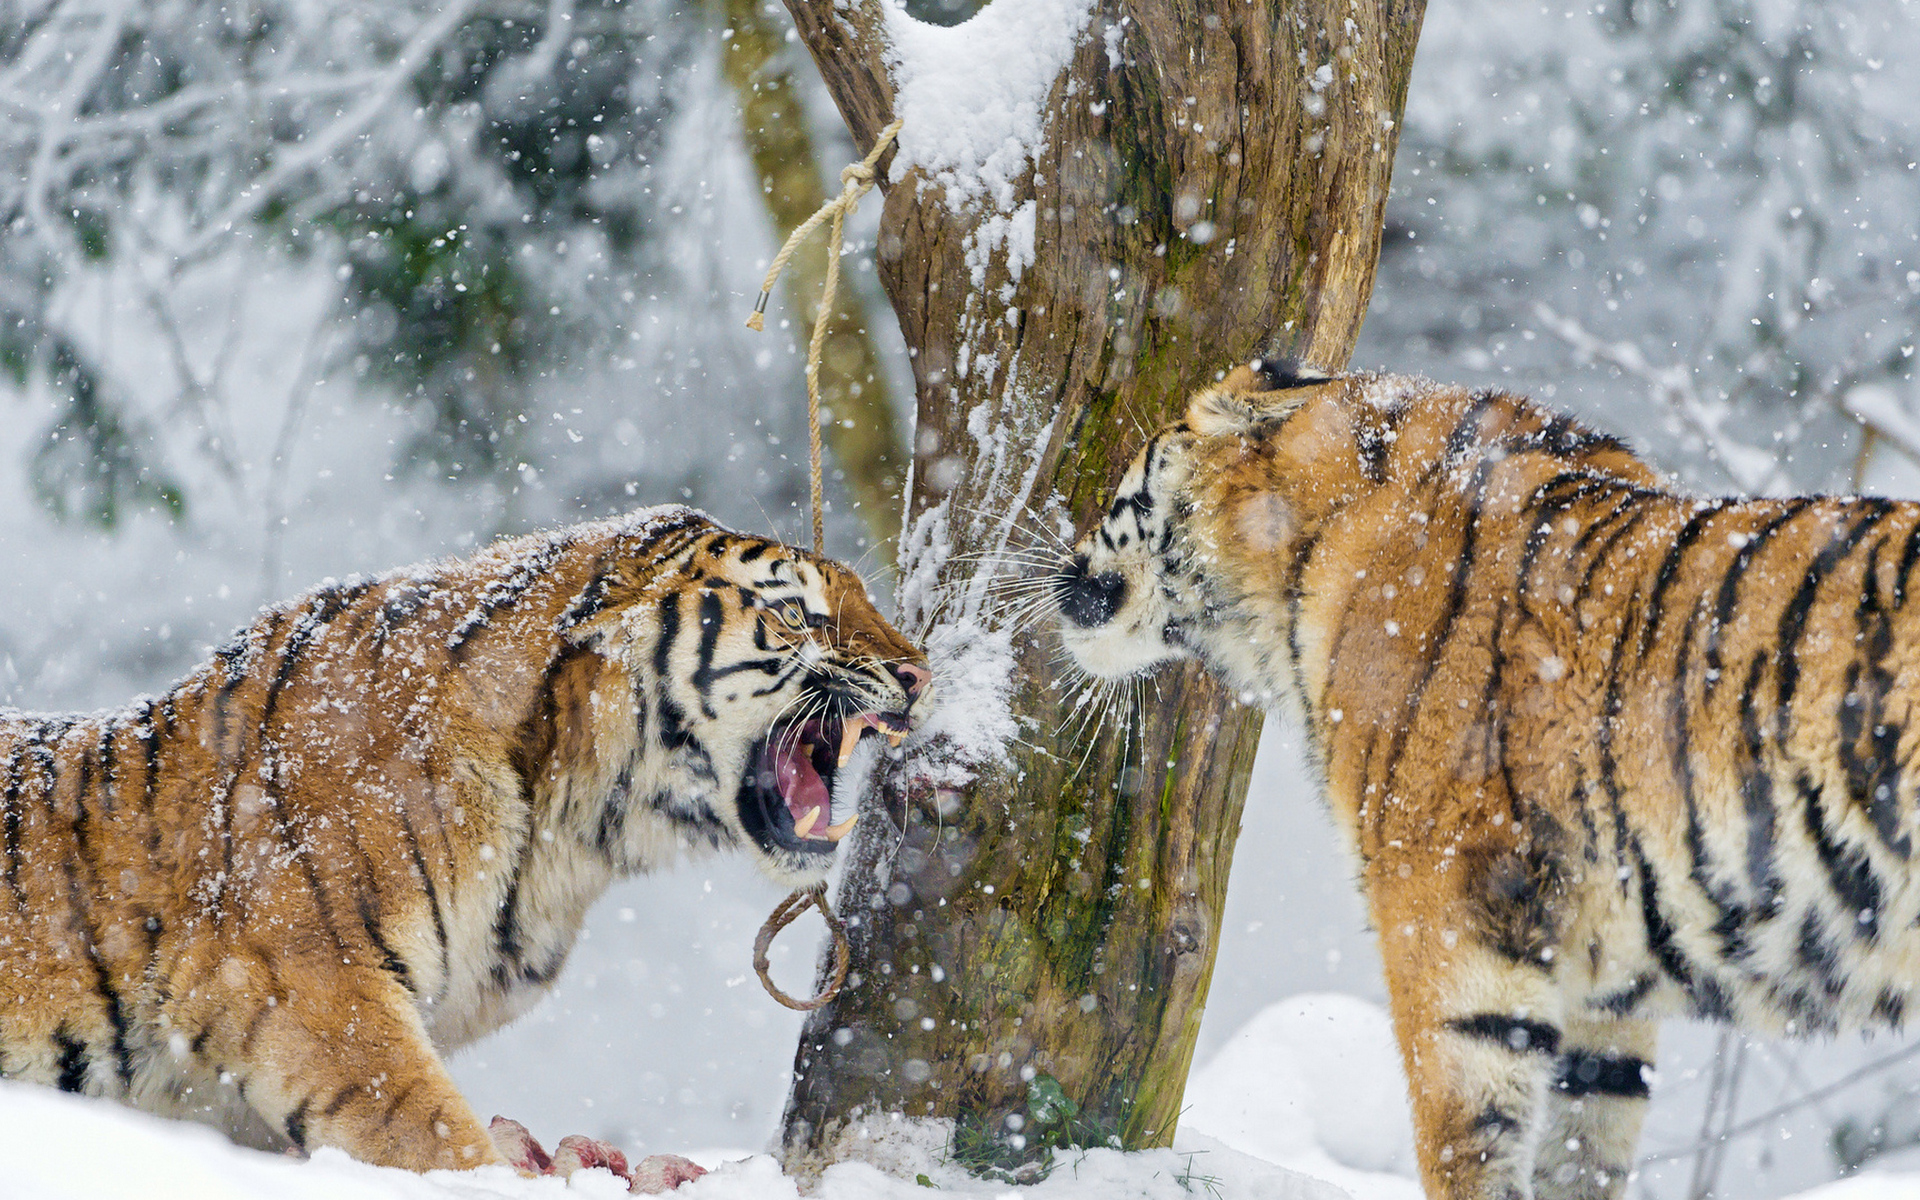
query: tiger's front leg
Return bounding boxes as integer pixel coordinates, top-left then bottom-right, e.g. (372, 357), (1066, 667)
(1529, 1015), (1655, 1200)
(166, 950), (500, 1172)
(1371, 861), (1567, 1200)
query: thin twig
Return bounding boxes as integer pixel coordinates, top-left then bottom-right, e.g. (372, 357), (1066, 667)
(1641, 1037), (1920, 1165)
(172, 0), (486, 262)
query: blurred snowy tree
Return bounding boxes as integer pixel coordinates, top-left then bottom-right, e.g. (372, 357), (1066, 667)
(0, 0), (906, 536)
(0, 0), (688, 520)
(1367, 0), (1920, 493)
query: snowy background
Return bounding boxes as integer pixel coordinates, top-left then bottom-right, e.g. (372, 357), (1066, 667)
(6, 0), (1920, 1197)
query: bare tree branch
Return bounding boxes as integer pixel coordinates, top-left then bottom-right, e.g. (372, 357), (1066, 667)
(1534, 303), (1797, 496)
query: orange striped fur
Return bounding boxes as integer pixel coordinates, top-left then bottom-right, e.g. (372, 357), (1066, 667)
(1057, 364), (1920, 1199)
(0, 506), (928, 1173)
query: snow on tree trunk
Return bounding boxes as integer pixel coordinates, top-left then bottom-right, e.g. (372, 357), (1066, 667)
(773, 0), (1425, 1175)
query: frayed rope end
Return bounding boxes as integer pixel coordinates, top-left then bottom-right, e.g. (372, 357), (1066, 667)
(745, 291), (770, 332)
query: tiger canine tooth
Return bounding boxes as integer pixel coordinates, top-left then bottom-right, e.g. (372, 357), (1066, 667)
(836, 720), (864, 766)
(793, 806), (822, 839)
(823, 814), (858, 841)
(886, 731), (905, 748)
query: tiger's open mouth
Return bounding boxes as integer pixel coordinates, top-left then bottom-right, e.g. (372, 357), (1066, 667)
(739, 711), (910, 855)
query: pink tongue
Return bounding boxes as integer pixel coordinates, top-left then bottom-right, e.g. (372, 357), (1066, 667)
(772, 739), (830, 833)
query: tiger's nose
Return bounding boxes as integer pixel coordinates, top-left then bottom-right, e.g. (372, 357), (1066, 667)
(892, 661), (933, 699)
(1055, 553), (1127, 628)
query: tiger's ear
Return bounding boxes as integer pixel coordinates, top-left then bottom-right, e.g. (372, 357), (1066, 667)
(1186, 358), (1335, 437)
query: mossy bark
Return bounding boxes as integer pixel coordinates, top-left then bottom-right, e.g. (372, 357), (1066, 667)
(774, 0), (1426, 1173)
(718, 0), (907, 555)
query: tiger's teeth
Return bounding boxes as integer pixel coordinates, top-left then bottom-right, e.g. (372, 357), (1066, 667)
(793, 807), (821, 839)
(823, 814), (858, 841)
(886, 732), (906, 748)
(837, 719), (867, 766)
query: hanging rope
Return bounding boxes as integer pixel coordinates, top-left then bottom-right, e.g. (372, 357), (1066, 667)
(753, 884), (852, 1011)
(745, 118), (904, 554)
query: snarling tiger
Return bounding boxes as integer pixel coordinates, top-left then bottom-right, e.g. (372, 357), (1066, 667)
(0, 506), (930, 1185)
(1055, 362), (1920, 1200)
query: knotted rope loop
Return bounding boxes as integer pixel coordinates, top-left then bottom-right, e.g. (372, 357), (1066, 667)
(754, 884), (852, 1012)
(744, 117), (904, 554)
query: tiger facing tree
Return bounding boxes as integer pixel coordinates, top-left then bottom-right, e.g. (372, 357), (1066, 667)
(0, 505), (931, 1189)
(1054, 361), (1920, 1200)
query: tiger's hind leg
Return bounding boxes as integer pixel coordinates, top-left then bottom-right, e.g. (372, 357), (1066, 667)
(1529, 1015), (1655, 1200)
(1373, 878), (1566, 1200)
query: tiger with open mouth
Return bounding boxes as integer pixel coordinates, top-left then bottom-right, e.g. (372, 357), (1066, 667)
(0, 505), (930, 1188)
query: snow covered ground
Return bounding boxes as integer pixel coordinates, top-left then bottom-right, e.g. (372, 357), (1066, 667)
(0, 992), (1414, 1200)
(6, 989), (1917, 1200)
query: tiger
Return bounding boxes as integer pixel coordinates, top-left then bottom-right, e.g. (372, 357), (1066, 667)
(1053, 360), (1920, 1200)
(0, 505), (931, 1187)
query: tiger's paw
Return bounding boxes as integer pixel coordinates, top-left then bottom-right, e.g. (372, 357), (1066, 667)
(486, 1116), (706, 1192)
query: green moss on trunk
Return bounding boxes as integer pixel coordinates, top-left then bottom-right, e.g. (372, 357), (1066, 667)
(775, 0), (1427, 1180)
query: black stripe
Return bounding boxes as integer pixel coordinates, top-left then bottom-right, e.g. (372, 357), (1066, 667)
(1356, 420), (1390, 483)
(1734, 652), (1783, 921)
(1775, 502), (1895, 735)
(554, 550), (622, 636)
(358, 895), (414, 995)
(240, 1003), (273, 1056)
(384, 1082), (418, 1122)
(141, 706), (162, 821)
(64, 772), (135, 1090)
(492, 845), (533, 986)
(53, 1027), (87, 1093)
(1592, 973), (1657, 1016)
(1702, 499), (1815, 703)
(399, 813), (450, 998)
(2, 739), (26, 912)
(1671, 608), (1755, 959)
(1285, 527), (1327, 733)
(285, 1097), (311, 1150)
(654, 592), (681, 680)
(1596, 595), (1644, 893)
(690, 590), (727, 720)
(1799, 772), (1882, 942)
(260, 585), (371, 727)
(269, 781), (345, 952)
(1554, 1051), (1650, 1099)
(321, 1083), (358, 1119)
(1633, 837), (1731, 1019)
(1840, 545), (1907, 859)
(448, 541), (572, 655)
(1794, 905), (1847, 1006)
(1636, 500), (1733, 662)
(1447, 1013), (1561, 1055)
(1577, 501), (1655, 599)
(1374, 461), (1495, 830)
(1894, 518), (1920, 607)
(595, 766), (633, 853)
(96, 723), (116, 818)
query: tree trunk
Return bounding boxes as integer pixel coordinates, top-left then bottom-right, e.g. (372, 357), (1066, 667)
(773, 0), (1425, 1176)
(718, 0), (908, 555)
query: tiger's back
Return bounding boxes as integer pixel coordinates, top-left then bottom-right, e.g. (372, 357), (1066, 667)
(0, 504), (930, 1170)
(1057, 364), (1920, 1199)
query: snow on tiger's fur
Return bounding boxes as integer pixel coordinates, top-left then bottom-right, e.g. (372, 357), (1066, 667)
(0, 505), (930, 1184)
(1056, 362), (1920, 1200)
